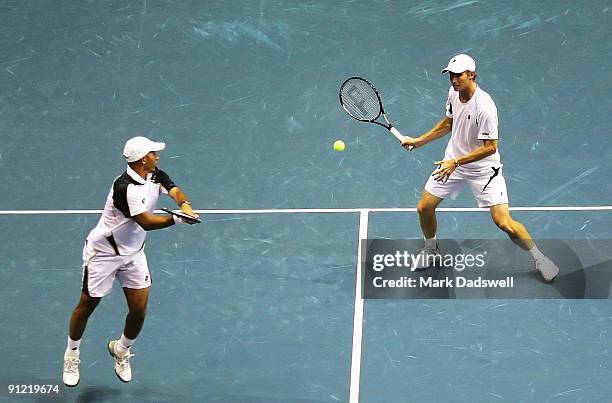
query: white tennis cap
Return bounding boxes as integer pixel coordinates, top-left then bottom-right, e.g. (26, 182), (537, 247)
(441, 54), (476, 73)
(123, 136), (165, 162)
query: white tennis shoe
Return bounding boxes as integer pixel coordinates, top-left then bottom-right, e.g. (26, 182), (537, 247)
(62, 353), (80, 387)
(535, 256), (560, 282)
(108, 340), (133, 383)
(411, 248), (440, 271)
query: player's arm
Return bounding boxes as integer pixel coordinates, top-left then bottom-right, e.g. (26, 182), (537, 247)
(455, 139), (497, 166)
(132, 196), (199, 229)
(132, 211), (177, 231)
(432, 140), (497, 183)
(154, 168), (199, 220)
(123, 182), (178, 230)
(401, 116), (452, 149)
(168, 186), (198, 218)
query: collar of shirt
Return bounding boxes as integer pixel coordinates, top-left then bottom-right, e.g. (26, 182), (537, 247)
(126, 165), (147, 185)
(459, 85), (480, 105)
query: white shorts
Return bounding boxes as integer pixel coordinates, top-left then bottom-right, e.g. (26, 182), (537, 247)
(424, 165), (509, 208)
(81, 243), (151, 298)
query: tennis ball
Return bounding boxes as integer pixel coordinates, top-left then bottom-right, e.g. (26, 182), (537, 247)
(333, 140), (345, 152)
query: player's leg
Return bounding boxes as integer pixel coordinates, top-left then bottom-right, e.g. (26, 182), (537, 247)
(63, 291), (101, 387)
(122, 286), (150, 340)
(108, 251), (152, 382)
(64, 247), (116, 387)
(69, 252), (116, 340)
(489, 204), (559, 282)
(416, 190), (443, 239)
(68, 291), (102, 342)
(467, 166), (522, 242)
(420, 167), (465, 242)
(107, 286), (149, 383)
(472, 168), (559, 282)
(413, 170), (465, 270)
(489, 203), (533, 250)
(413, 189), (444, 270)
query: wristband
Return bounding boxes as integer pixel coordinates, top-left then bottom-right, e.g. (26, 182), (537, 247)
(173, 215), (183, 225)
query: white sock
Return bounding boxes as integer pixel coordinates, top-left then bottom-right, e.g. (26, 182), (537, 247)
(65, 337), (81, 357)
(424, 236), (437, 251)
(528, 244), (545, 261)
(115, 334), (135, 356)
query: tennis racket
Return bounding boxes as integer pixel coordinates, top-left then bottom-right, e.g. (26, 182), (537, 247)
(161, 207), (201, 224)
(339, 77), (414, 151)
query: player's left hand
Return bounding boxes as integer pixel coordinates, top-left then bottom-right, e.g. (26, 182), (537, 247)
(432, 159), (457, 183)
(180, 203), (199, 221)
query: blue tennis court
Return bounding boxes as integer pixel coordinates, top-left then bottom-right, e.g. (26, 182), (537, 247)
(1, 1), (610, 402)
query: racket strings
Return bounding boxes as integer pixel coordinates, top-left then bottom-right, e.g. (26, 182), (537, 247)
(340, 79), (381, 121)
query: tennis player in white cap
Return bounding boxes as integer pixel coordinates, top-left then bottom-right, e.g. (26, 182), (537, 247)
(62, 136), (199, 387)
(401, 54), (559, 282)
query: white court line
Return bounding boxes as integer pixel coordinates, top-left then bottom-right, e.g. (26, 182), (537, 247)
(0, 206), (611, 215)
(349, 210), (368, 403)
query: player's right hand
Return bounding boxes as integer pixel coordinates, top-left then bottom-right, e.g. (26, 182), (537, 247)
(401, 136), (419, 150)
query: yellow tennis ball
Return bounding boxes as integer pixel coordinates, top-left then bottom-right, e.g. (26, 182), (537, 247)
(333, 140), (345, 152)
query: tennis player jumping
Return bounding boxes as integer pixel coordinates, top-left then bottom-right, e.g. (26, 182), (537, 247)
(401, 54), (559, 282)
(62, 136), (199, 387)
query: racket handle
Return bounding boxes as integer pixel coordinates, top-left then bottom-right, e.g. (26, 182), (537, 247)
(389, 126), (403, 141)
(389, 126), (414, 151)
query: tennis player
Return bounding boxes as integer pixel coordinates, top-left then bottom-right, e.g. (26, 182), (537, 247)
(401, 54), (559, 282)
(62, 136), (199, 387)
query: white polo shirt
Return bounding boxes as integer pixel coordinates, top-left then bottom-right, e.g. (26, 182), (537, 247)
(86, 166), (176, 255)
(444, 85), (501, 171)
